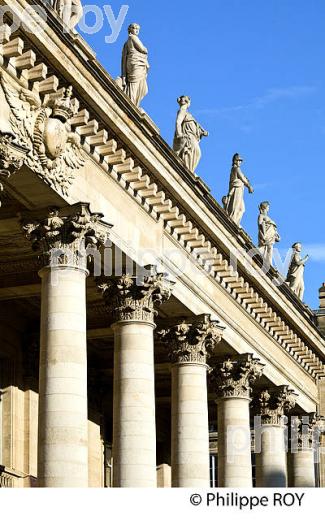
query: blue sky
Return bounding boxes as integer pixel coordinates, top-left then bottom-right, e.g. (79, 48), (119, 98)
(77, 0), (325, 309)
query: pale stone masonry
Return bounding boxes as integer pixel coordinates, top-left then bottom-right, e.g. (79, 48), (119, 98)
(159, 315), (224, 487)
(0, 0), (324, 488)
(212, 355), (264, 487)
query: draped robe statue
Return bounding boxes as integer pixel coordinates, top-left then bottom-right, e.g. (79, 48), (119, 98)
(52, 0), (83, 29)
(173, 96), (208, 173)
(286, 243), (309, 300)
(223, 153), (254, 226)
(258, 201), (280, 267)
(121, 24), (149, 107)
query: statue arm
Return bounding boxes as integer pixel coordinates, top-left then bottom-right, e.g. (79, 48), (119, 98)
(130, 34), (148, 54)
(238, 168), (253, 192)
(175, 109), (186, 138)
(258, 215), (267, 236)
(295, 253), (309, 266)
(198, 122), (209, 137)
(121, 43), (127, 81)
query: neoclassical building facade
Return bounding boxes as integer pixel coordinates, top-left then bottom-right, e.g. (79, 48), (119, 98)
(0, 0), (324, 488)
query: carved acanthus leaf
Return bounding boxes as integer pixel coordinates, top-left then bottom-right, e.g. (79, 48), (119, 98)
(212, 354), (264, 399)
(98, 267), (174, 323)
(22, 203), (111, 268)
(290, 413), (318, 449)
(256, 385), (296, 425)
(158, 314), (224, 365)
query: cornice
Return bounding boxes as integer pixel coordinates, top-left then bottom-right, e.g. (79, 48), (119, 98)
(0, 2), (324, 379)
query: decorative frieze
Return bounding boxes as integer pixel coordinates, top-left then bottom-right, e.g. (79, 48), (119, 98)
(158, 314), (224, 365)
(22, 203), (111, 269)
(98, 267), (174, 324)
(212, 354), (264, 399)
(255, 386), (296, 425)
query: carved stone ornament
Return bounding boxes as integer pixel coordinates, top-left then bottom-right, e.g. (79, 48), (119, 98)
(52, 0), (83, 30)
(0, 135), (29, 206)
(0, 72), (85, 196)
(22, 203), (112, 269)
(158, 314), (224, 365)
(256, 385), (296, 425)
(98, 267), (175, 324)
(212, 353), (264, 399)
(290, 413), (318, 450)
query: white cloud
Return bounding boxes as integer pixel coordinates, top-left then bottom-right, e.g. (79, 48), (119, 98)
(197, 85), (317, 116)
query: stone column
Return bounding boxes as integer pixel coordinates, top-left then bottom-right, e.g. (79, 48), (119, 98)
(254, 386), (296, 488)
(159, 315), (224, 487)
(99, 269), (174, 488)
(212, 354), (264, 488)
(23, 204), (111, 487)
(288, 415), (317, 487)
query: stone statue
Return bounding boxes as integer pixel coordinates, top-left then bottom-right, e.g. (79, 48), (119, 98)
(258, 201), (280, 266)
(222, 153), (254, 226)
(173, 96), (208, 173)
(52, 0), (83, 29)
(121, 23), (149, 107)
(286, 243), (309, 300)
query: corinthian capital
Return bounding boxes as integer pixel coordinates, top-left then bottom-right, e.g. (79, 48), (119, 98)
(212, 354), (264, 399)
(290, 413), (319, 450)
(255, 385), (296, 425)
(158, 314), (224, 365)
(98, 267), (174, 324)
(22, 203), (112, 269)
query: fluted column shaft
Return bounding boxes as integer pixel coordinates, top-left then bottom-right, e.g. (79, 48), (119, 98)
(99, 270), (174, 488)
(160, 315), (224, 487)
(212, 355), (263, 488)
(23, 203), (110, 487)
(254, 386), (296, 488)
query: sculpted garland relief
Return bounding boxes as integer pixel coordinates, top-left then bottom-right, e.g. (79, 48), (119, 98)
(0, 72), (85, 196)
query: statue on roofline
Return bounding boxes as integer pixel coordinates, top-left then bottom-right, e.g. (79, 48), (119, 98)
(286, 242), (309, 300)
(173, 95), (208, 173)
(222, 153), (254, 227)
(258, 201), (280, 267)
(118, 23), (150, 107)
(50, 0), (83, 30)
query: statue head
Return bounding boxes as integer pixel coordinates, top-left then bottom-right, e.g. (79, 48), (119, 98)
(292, 242), (302, 252)
(259, 201), (270, 213)
(128, 23), (140, 35)
(232, 153), (243, 166)
(177, 95), (191, 108)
